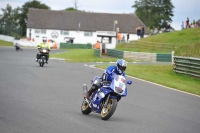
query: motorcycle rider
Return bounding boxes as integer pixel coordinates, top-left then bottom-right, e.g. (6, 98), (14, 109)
(15, 42), (22, 51)
(36, 37), (51, 63)
(85, 59), (127, 99)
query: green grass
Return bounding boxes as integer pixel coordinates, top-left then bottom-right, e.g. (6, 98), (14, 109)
(97, 64), (200, 96)
(141, 28), (200, 45)
(116, 28), (200, 57)
(0, 40), (13, 46)
(50, 49), (119, 62)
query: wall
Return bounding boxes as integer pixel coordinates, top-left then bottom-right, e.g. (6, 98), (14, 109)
(106, 49), (172, 62)
(0, 34), (14, 42)
(27, 28), (97, 45)
(26, 28), (142, 49)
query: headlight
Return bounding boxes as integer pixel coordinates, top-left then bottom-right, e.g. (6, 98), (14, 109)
(115, 86), (124, 94)
(43, 49), (47, 53)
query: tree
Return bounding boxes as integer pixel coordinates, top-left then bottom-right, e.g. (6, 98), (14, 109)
(132, 0), (174, 29)
(0, 4), (21, 37)
(64, 7), (78, 11)
(18, 0), (50, 36)
(64, 0), (80, 11)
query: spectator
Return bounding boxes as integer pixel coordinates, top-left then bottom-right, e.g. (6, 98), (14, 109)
(117, 32), (122, 43)
(166, 23), (171, 32)
(94, 41), (100, 49)
(186, 17), (189, 28)
(191, 23), (194, 28)
(193, 20), (195, 25)
(127, 33), (129, 43)
(153, 27), (158, 34)
(150, 29), (154, 35)
(181, 22), (185, 30)
(136, 26), (141, 39)
(140, 25), (145, 38)
(194, 22), (199, 28)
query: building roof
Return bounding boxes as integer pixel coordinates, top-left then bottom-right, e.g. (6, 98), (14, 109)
(27, 8), (147, 34)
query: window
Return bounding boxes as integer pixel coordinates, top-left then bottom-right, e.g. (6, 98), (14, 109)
(84, 32), (93, 36)
(34, 29), (46, 34)
(35, 29), (40, 34)
(61, 30), (69, 35)
(41, 29), (46, 34)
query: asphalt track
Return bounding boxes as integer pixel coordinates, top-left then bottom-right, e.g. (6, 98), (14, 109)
(0, 46), (200, 133)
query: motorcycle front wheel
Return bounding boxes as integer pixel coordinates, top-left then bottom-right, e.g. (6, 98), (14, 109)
(101, 98), (117, 120)
(81, 100), (92, 114)
(39, 57), (45, 67)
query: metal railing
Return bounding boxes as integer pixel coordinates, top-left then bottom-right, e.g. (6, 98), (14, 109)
(173, 56), (200, 78)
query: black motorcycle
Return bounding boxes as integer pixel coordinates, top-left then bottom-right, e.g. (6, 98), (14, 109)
(38, 48), (49, 67)
(15, 45), (22, 51)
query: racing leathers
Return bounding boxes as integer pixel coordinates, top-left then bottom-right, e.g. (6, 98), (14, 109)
(87, 65), (126, 98)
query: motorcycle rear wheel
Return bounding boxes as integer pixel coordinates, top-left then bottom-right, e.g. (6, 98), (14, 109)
(81, 100), (92, 114)
(101, 98), (117, 120)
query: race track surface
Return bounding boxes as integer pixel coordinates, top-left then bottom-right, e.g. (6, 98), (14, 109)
(0, 47), (200, 133)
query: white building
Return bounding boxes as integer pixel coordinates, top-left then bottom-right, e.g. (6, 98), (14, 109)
(27, 8), (148, 49)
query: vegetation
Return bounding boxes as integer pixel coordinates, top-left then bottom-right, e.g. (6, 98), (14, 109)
(0, 40), (13, 46)
(0, 0), (82, 37)
(50, 49), (119, 62)
(97, 64), (200, 96)
(0, 1), (50, 37)
(117, 28), (200, 58)
(64, 7), (78, 11)
(132, 0), (174, 29)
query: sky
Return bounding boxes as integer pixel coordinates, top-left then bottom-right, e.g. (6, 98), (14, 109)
(0, 0), (199, 30)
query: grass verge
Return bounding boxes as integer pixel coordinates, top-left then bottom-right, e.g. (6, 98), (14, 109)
(50, 49), (119, 62)
(97, 64), (200, 96)
(0, 40), (13, 46)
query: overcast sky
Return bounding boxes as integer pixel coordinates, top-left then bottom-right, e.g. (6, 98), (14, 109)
(0, 0), (199, 30)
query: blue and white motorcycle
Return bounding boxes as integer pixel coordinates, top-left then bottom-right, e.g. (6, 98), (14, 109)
(81, 72), (132, 120)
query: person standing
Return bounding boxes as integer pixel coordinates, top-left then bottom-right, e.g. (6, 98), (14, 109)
(141, 25), (145, 38)
(181, 22), (185, 30)
(117, 32), (122, 43)
(136, 27), (141, 39)
(127, 33), (129, 43)
(94, 41), (100, 49)
(186, 17), (189, 28)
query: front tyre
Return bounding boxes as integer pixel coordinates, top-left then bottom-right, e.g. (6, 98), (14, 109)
(101, 98), (117, 120)
(81, 100), (92, 114)
(41, 57), (44, 67)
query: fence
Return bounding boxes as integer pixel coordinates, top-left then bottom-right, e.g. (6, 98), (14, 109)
(107, 49), (123, 58)
(98, 49), (172, 62)
(94, 49), (101, 57)
(173, 56), (200, 78)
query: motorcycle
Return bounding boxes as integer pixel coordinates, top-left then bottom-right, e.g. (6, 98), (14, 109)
(15, 45), (22, 51)
(38, 48), (49, 67)
(81, 72), (132, 120)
